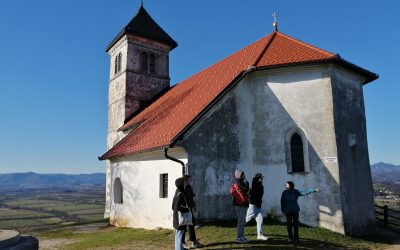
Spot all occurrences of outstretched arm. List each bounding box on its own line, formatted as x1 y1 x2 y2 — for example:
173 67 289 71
298 188 320 196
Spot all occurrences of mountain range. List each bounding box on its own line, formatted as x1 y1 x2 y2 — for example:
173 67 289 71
370 162 400 183
0 172 105 189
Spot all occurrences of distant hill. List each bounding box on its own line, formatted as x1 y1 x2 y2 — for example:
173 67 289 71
0 172 105 189
371 162 400 183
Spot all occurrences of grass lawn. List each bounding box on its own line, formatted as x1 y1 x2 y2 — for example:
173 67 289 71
36 219 398 250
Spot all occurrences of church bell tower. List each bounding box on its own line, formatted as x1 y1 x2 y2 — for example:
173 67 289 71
104 4 177 217
106 4 177 149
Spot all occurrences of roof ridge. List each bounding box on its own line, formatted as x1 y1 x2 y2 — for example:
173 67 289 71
276 32 335 57
173 35 270 85
253 32 277 67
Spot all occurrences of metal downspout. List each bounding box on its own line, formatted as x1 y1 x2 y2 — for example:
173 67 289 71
164 148 185 176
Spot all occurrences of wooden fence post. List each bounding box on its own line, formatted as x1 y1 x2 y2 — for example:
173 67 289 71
383 205 388 227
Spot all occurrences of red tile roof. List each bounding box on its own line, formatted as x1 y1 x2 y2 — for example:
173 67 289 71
99 31 377 160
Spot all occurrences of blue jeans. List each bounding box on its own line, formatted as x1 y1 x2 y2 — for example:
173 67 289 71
175 229 185 250
235 206 248 239
246 204 264 237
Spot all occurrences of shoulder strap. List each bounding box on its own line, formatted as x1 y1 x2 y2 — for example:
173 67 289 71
178 192 188 206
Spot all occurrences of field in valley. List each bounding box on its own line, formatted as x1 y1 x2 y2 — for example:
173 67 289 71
0 186 105 232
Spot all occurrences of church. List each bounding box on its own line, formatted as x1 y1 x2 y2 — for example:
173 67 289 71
99 5 378 236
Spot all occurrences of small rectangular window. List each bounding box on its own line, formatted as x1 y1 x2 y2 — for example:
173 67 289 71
160 173 168 198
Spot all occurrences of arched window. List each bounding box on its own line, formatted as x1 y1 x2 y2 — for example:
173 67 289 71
114 56 118 74
117 53 122 73
149 54 155 73
140 51 148 72
113 177 123 204
114 53 122 75
290 133 305 172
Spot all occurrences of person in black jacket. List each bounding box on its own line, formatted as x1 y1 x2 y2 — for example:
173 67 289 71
281 181 320 243
245 173 268 240
182 175 202 248
172 177 190 250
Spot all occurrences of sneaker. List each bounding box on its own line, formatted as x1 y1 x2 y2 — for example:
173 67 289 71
182 243 191 249
187 241 202 248
191 241 202 248
235 237 249 244
236 237 244 244
257 235 269 241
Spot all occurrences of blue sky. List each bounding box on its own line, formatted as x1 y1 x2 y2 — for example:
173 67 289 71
0 0 399 174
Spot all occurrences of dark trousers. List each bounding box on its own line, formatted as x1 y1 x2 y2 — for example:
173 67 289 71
182 210 197 243
285 213 299 240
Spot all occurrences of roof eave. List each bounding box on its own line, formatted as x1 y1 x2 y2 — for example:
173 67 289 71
254 58 378 85
105 29 127 52
105 31 177 52
98 144 168 161
332 58 379 84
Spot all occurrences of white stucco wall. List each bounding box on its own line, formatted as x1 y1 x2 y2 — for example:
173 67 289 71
108 153 187 229
237 67 344 234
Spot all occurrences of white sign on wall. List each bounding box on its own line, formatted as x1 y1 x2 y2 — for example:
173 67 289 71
325 156 338 163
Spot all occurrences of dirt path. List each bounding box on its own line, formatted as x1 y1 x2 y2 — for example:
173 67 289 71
39 238 78 250
384 243 400 250
38 223 108 249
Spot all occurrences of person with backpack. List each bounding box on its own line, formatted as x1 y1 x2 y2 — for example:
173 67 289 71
280 181 320 243
245 173 268 240
182 175 202 249
172 177 190 250
230 169 250 243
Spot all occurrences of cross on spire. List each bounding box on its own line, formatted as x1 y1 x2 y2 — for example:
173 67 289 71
272 12 278 31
